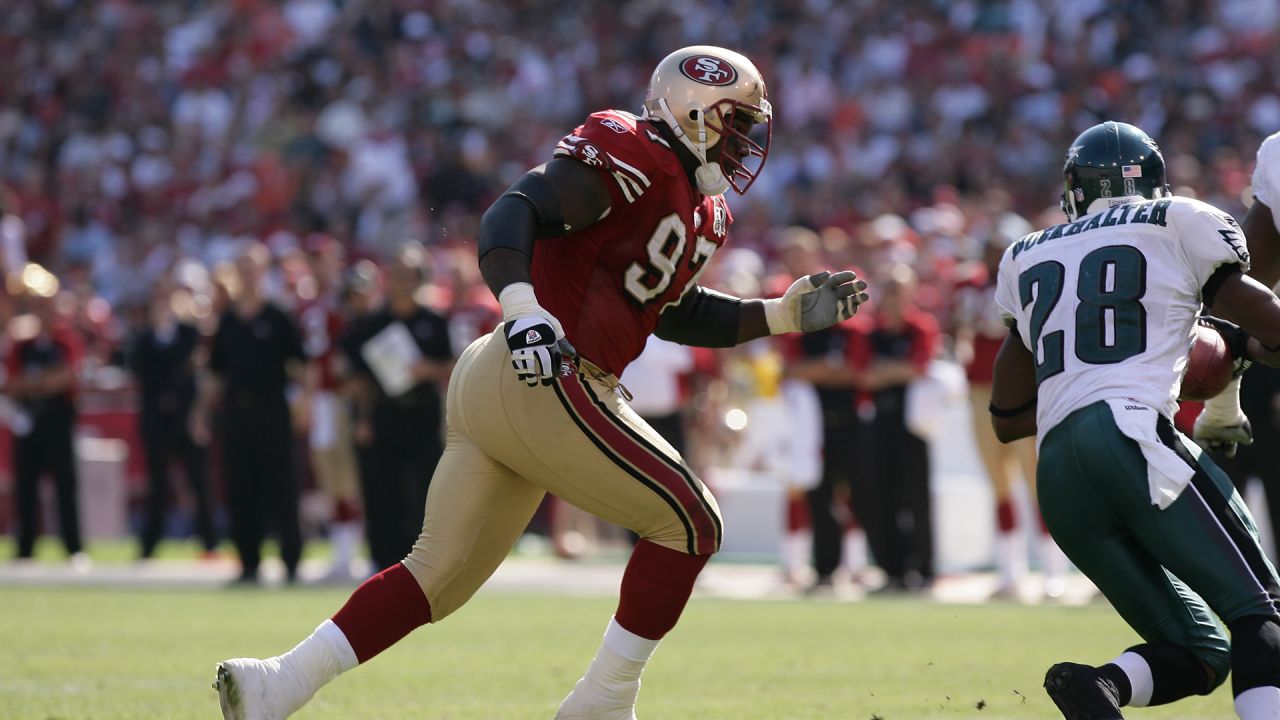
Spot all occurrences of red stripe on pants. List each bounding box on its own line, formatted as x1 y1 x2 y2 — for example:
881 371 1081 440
558 375 718 554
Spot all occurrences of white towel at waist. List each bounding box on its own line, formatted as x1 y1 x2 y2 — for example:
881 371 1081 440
1104 398 1194 510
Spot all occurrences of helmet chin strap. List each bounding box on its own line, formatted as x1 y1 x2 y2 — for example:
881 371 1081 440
653 98 730 196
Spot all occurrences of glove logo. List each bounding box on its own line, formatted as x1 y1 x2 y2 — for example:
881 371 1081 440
524 329 542 344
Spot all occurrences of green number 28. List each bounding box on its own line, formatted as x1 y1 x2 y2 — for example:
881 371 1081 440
1018 245 1147 384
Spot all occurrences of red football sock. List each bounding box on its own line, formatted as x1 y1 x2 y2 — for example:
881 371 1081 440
996 498 1017 533
786 495 810 533
331 562 432 663
333 499 360 523
615 540 709 641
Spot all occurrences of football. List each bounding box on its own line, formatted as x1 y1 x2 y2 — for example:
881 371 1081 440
1179 322 1236 401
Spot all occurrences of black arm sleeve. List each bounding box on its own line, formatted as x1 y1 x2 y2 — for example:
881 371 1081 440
654 286 743 348
1202 262 1243 308
478 171 567 262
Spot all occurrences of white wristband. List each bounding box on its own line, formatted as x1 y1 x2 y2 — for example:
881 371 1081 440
1200 376 1245 424
498 282 541 322
762 297 799 335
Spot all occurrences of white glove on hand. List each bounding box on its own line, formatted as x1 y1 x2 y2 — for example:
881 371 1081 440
499 283 573 387
762 270 869 334
1193 377 1253 458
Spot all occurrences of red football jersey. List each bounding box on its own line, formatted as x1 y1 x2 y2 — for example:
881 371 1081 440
532 110 732 377
951 267 1007 385
298 297 344 390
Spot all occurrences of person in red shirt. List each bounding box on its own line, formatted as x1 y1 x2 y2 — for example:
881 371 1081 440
848 263 939 592
297 234 364 582
952 223 1067 599
215 46 868 720
5 264 85 566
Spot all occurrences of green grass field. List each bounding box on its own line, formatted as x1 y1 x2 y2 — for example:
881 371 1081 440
0 583 1238 719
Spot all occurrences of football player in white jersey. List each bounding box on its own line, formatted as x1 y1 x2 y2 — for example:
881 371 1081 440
1243 130 1280 290
989 121 1280 720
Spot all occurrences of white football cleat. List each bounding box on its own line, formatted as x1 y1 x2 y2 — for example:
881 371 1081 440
554 679 640 720
214 657 315 720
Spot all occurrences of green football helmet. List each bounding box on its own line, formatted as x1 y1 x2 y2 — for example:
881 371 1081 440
1061 121 1170 220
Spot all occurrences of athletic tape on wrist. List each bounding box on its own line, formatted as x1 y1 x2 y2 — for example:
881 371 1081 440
762 297 799 334
1200 377 1244 424
498 282 541 322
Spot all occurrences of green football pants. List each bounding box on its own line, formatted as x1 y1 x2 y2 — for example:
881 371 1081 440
1038 400 1280 680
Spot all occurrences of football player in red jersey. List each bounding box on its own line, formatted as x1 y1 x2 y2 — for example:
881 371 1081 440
214 46 868 720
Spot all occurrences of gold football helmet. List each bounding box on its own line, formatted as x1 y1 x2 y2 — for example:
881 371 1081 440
643 45 772 195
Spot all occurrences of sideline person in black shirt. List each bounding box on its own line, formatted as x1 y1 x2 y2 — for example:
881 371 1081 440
5 267 85 565
341 242 453 571
127 281 217 559
193 244 305 584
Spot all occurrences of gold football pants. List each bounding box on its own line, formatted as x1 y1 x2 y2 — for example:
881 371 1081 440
401 327 722 620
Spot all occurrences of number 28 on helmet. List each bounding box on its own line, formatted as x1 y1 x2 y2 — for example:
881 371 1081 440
1061 120 1172 221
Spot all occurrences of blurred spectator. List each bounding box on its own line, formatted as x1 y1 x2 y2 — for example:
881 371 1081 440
342 241 453 572
728 338 828 589
194 243 306 585
297 235 363 581
952 215 1067 599
620 336 695 456
5 264 84 567
127 280 217 560
2 1 1273 284
775 228 869 591
850 264 940 592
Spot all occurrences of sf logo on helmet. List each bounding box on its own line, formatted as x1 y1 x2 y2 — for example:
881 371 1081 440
679 55 738 86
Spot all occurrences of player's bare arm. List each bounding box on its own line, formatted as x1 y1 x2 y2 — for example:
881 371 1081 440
1207 268 1280 367
988 329 1037 443
1242 198 1280 290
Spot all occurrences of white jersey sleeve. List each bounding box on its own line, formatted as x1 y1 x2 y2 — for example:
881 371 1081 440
1172 198 1251 291
1252 131 1280 210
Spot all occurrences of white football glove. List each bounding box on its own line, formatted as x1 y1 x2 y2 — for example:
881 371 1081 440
1193 377 1253 458
762 270 869 334
499 283 574 387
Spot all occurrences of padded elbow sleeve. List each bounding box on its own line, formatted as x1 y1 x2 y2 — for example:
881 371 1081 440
479 196 537 262
656 287 742 347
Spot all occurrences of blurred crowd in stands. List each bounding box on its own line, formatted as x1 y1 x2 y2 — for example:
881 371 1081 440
1 0 1279 594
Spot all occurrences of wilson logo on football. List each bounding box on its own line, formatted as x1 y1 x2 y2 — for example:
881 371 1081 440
524 329 542 344
679 56 737 86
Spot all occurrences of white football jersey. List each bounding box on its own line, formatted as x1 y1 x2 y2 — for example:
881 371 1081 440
994 196 1250 441
1252 130 1280 216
